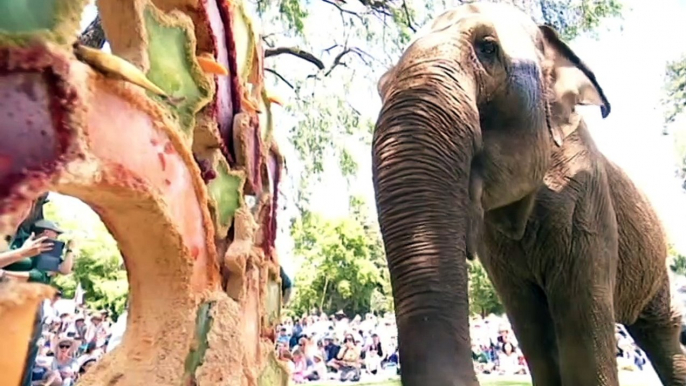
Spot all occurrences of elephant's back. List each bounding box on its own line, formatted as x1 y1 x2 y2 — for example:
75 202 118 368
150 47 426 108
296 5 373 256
603 156 670 324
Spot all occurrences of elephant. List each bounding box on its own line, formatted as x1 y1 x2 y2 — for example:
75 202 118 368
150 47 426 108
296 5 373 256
371 2 686 386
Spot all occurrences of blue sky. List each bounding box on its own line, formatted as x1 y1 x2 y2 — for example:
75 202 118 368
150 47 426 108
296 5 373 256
64 0 686 278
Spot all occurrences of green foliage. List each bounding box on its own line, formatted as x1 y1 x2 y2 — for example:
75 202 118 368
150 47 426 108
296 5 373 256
278 0 307 35
468 260 504 317
44 196 128 319
670 254 686 276
662 55 686 190
669 244 686 276
539 0 624 40
663 55 686 125
288 210 392 317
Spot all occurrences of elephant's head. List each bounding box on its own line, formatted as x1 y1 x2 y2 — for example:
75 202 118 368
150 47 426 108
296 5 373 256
371 3 609 385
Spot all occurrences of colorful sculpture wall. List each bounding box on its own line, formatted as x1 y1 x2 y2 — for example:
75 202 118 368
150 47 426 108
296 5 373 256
0 0 288 385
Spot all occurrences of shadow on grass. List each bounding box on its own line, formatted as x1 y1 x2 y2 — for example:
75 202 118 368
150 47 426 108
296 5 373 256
305 374 654 386
305 377 529 386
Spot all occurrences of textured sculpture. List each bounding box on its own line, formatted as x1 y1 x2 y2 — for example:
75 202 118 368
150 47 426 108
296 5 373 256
0 0 288 385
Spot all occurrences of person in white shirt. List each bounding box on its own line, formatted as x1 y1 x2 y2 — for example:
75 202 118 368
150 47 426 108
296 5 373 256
106 309 128 352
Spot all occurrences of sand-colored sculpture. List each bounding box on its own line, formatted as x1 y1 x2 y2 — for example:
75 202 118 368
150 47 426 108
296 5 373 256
0 0 288 385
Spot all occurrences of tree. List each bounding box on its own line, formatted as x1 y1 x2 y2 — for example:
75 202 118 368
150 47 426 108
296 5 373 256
468 260 504 317
43 196 128 320
288 210 391 316
663 55 686 126
669 244 686 276
662 55 686 190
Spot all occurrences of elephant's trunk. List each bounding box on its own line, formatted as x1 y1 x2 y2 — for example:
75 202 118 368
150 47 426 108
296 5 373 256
372 61 482 386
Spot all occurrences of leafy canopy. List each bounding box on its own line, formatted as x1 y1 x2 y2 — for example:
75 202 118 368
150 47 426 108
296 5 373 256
288 203 392 317
45 197 128 320
662 55 686 191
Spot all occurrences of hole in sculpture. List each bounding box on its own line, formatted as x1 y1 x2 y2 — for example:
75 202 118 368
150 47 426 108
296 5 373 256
5 191 130 382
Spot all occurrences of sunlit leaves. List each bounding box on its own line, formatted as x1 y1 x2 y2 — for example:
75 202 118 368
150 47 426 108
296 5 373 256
669 244 686 276
537 0 623 40
284 77 368 199
279 0 308 35
468 260 504 317
662 55 686 190
288 210 391 316
44 198 128 319
664 55 686 125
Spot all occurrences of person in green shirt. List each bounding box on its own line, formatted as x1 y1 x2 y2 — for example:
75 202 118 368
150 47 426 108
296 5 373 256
0 193 76 386
1 220 75 283
0 231 54 273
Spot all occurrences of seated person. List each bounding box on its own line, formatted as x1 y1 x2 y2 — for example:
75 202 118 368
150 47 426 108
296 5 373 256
497 342 527 375
77 341 103 368
43 337 79 386
328 335 361 382
85 313 109 349
471 343 495 374
309 352 328 381
276 327 290 345
78 358 98 377
364 347 382 375
79 357 98 376
291 349 311 384
386 347 399 366
31 341 53 382
323 335 340 364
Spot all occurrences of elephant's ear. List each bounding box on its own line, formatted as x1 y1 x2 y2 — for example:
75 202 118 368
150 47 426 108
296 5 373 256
539 25 611 146
377 67 395 102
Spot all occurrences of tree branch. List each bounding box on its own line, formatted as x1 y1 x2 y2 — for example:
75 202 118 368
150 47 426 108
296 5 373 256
264 47 325 70
324 49 352 77
356 0 393 17
265 68 294 89
319 0 365 19
401 0 417 33
265 44 374 79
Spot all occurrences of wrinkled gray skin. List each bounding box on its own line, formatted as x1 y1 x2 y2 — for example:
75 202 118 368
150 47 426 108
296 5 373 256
372 3 686 386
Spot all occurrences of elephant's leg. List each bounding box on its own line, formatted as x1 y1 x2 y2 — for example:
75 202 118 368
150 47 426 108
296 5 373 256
626 282 686 386
548 282 619 386
494 279 562 386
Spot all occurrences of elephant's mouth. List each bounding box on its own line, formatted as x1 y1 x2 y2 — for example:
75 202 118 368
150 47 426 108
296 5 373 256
372 65 482 386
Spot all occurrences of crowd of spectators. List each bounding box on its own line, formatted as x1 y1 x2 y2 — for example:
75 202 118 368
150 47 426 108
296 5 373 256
275 311 400 383
0 193 127 386
27 291 121 385
275 311 653 383
469 314 649 375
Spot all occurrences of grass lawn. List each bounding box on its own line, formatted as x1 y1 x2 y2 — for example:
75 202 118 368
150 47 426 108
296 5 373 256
306 376 529 386
306 372 657 386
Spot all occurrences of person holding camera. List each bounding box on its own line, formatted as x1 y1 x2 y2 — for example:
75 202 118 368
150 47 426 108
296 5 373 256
1 217 76 386
1 219 75 283
0 232 54 270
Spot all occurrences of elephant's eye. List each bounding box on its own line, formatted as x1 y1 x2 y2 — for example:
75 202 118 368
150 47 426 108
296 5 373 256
476 38 499 58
